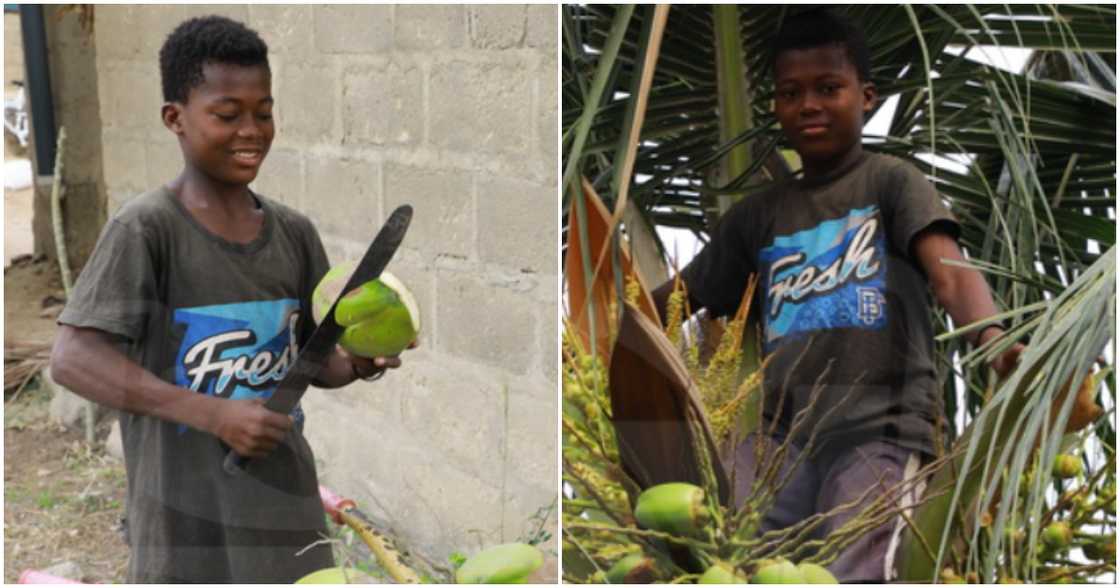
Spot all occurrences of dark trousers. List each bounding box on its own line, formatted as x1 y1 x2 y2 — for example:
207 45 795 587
125 498 335 583
727 433 927 582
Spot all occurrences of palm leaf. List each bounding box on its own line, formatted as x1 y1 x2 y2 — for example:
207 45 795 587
563 4 1115 583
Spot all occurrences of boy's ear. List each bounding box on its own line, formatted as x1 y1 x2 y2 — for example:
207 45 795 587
161 102 185 135
862 82 878 114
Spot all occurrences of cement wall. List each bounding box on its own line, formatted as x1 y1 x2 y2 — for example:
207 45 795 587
89 4 557 565
5 11 24 94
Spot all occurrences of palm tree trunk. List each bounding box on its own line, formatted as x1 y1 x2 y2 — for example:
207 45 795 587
711 4 762 413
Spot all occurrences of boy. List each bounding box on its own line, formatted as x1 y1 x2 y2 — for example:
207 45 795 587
50 16 403 583
652 9 1022 582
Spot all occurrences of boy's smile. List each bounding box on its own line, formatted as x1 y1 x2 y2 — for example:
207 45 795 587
773 45 876 178
164 62 275 188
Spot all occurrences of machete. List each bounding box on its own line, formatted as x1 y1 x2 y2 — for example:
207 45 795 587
223 205 413 474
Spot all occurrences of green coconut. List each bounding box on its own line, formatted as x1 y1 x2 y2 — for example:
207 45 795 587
940 568 967 584
1052 454 1083 480
312 262 420 358
606 553 656 584
633 482 709 537
751 559 805 584
797 562 838 584
455 542 543 584
698 562 745 584
1042 521 1073 549
294 566 376 584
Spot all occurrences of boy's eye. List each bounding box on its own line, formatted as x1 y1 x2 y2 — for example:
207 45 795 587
215 112 238 122
820 84 838 95
256 112 273 122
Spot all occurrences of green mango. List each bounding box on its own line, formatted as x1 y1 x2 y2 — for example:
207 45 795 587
455 542 543 584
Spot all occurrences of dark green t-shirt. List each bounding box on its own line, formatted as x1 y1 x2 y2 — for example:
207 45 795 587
682 152 958 455
58 187 334 582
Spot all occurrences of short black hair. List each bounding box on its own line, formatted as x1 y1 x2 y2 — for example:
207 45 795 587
770 8 871 82
159 15 269 103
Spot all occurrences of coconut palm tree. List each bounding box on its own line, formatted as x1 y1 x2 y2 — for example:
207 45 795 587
562 4 1115 583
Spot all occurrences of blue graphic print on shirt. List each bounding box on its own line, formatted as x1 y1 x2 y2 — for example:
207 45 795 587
172 299 305 429
759 205 887 350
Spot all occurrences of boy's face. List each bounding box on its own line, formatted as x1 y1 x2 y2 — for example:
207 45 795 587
163 62 274 187
772 45 875 171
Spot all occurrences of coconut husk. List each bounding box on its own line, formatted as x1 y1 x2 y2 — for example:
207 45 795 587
565 178 659 367
609 302 730 505
1054 369 1104 434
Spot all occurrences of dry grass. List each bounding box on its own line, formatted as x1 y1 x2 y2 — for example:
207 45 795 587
3 380 129 583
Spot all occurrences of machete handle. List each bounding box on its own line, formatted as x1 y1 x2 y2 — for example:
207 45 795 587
319 485 358 525
18 569 84 584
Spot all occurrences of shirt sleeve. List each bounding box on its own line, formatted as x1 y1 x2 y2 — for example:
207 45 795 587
297 217 331 346
882 158 960 260
680 201 757 318
57 217 159 341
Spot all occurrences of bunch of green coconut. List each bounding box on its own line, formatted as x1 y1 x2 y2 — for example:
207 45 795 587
564 255 1117 583
562 279 874 584
935 449 1116 584
601 482 840 584
295 542 546 584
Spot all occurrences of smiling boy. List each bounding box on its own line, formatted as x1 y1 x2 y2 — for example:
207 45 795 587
50 16 398 582
652 9 1022 582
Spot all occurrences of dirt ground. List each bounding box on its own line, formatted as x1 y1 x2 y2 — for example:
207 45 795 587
4 182 34 266
4 258 131 584
3 138 130 583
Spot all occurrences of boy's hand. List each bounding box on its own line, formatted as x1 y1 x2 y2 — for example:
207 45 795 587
347 340 417 381
990 343 1025 379
978 327 1025 379
212 397 293 458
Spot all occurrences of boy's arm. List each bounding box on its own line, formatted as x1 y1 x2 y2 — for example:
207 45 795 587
50 325 293 458
912 228 1024 377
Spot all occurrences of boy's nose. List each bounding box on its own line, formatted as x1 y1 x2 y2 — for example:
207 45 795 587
799 95 823 115
236 120 266 139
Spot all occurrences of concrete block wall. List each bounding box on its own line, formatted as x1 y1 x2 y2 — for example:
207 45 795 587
91 5 557 563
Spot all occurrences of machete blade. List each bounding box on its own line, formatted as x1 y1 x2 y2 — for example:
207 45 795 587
223 205 412 474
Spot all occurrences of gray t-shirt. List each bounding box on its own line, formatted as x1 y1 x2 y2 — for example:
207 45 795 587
682 152 958 455
58 187 334 582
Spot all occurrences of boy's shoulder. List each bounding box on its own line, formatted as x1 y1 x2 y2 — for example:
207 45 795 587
719 172 799 225
110 188 318 241
862 151 924 180
109 186 179 229
254 192 319 236
711 152 933 223
808 151 931 199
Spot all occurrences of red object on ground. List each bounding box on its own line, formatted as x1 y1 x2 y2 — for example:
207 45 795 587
18 570 84 584
318 485 357 525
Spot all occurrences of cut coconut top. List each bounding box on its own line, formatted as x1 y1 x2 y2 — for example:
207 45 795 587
378 270 421 333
